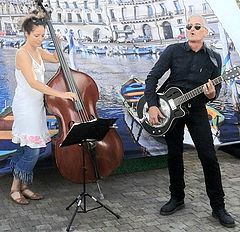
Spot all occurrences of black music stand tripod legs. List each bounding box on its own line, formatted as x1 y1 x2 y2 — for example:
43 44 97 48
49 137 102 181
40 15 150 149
66 193 120 232
60 118 121 232
65 145 120 232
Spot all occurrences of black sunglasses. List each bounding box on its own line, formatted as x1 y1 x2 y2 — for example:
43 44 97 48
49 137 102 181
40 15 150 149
30 17 46 26
186 24 203 30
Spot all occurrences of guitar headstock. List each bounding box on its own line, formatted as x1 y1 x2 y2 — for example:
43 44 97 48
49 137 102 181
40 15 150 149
223 66 240 81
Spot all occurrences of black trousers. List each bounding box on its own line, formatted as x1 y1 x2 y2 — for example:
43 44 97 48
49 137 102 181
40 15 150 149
164 105 225 210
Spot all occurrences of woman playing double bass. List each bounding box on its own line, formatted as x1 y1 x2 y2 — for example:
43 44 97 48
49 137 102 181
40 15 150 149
10 14 77 205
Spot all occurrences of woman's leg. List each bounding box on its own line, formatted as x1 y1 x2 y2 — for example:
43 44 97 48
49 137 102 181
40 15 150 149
17 146 44 200
10 146 29 204
10 146 42 203
13 146 40 184
10 145 24 166
10 176 21 192
10 176 30 205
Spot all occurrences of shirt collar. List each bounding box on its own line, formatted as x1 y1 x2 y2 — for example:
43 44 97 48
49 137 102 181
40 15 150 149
184 42 207 52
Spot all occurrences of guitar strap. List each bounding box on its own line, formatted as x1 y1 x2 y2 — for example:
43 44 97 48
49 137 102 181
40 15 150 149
156 69 171 92
206 47 219 68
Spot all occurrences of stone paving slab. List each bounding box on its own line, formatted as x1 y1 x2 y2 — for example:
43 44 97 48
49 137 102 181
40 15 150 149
0 148 239 232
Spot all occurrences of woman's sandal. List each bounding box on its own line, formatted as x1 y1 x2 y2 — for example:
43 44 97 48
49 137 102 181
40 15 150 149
10 190 29 205
21 188 44 200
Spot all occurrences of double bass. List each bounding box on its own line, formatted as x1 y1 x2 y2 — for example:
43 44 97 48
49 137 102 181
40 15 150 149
36 1 124 183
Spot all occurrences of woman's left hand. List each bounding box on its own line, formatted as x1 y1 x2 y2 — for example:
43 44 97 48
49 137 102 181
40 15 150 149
55 33 63 45
203 79 216 99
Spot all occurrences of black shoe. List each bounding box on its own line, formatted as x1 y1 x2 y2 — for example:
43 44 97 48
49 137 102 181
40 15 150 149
212 208 235 228
160 198 185 215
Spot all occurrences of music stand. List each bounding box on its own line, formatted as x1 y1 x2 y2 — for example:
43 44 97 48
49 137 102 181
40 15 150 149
60 118 120 232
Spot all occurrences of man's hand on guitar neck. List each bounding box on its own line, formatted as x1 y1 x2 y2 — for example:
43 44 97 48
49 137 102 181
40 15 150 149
148 106 166 125
203 79 216 99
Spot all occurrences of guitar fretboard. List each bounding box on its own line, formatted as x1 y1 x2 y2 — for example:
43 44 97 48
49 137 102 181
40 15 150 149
175 76 223 106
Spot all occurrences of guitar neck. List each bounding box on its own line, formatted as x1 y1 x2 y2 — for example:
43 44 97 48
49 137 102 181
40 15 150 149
176 75 223 105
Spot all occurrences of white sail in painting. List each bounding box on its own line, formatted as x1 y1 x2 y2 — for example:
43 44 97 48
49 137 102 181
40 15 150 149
64 29 77 70
207 0 240 111
206 0 240 55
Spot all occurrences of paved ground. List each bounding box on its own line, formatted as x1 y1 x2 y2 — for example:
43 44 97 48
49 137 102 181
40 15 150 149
0 148 240 232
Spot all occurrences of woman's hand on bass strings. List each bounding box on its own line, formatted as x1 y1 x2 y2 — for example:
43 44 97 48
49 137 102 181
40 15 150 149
62 92 78 101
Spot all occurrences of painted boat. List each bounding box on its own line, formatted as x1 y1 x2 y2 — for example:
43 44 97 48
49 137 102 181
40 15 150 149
0 107 58 176
118 47 136 55
135 47 152 55
120 78 145 107
93 46 107 55
120 78 167 156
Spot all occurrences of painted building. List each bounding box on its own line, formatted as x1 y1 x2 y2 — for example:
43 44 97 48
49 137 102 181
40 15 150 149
43 0 217 43
0 0 33 34
0 0 218 42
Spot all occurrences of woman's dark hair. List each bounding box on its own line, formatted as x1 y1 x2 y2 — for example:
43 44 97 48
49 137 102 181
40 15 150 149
21 15 47 34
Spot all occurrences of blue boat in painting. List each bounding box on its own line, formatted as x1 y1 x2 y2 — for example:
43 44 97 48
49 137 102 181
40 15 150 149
120 78 145 105
118 46 136 55
134 47 152 55
93 46 108 55
119 78 168 156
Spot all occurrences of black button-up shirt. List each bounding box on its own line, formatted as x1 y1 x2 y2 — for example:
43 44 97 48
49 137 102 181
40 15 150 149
144 42 222 107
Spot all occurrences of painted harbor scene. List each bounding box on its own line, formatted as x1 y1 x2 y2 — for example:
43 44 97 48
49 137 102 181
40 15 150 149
1 38 240 176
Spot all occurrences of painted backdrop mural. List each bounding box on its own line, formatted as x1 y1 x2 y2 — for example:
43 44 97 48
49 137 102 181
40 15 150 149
1 38 240 162
1 0 240 176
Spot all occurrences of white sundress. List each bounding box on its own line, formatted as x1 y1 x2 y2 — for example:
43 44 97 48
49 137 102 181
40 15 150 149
12 51 51 148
